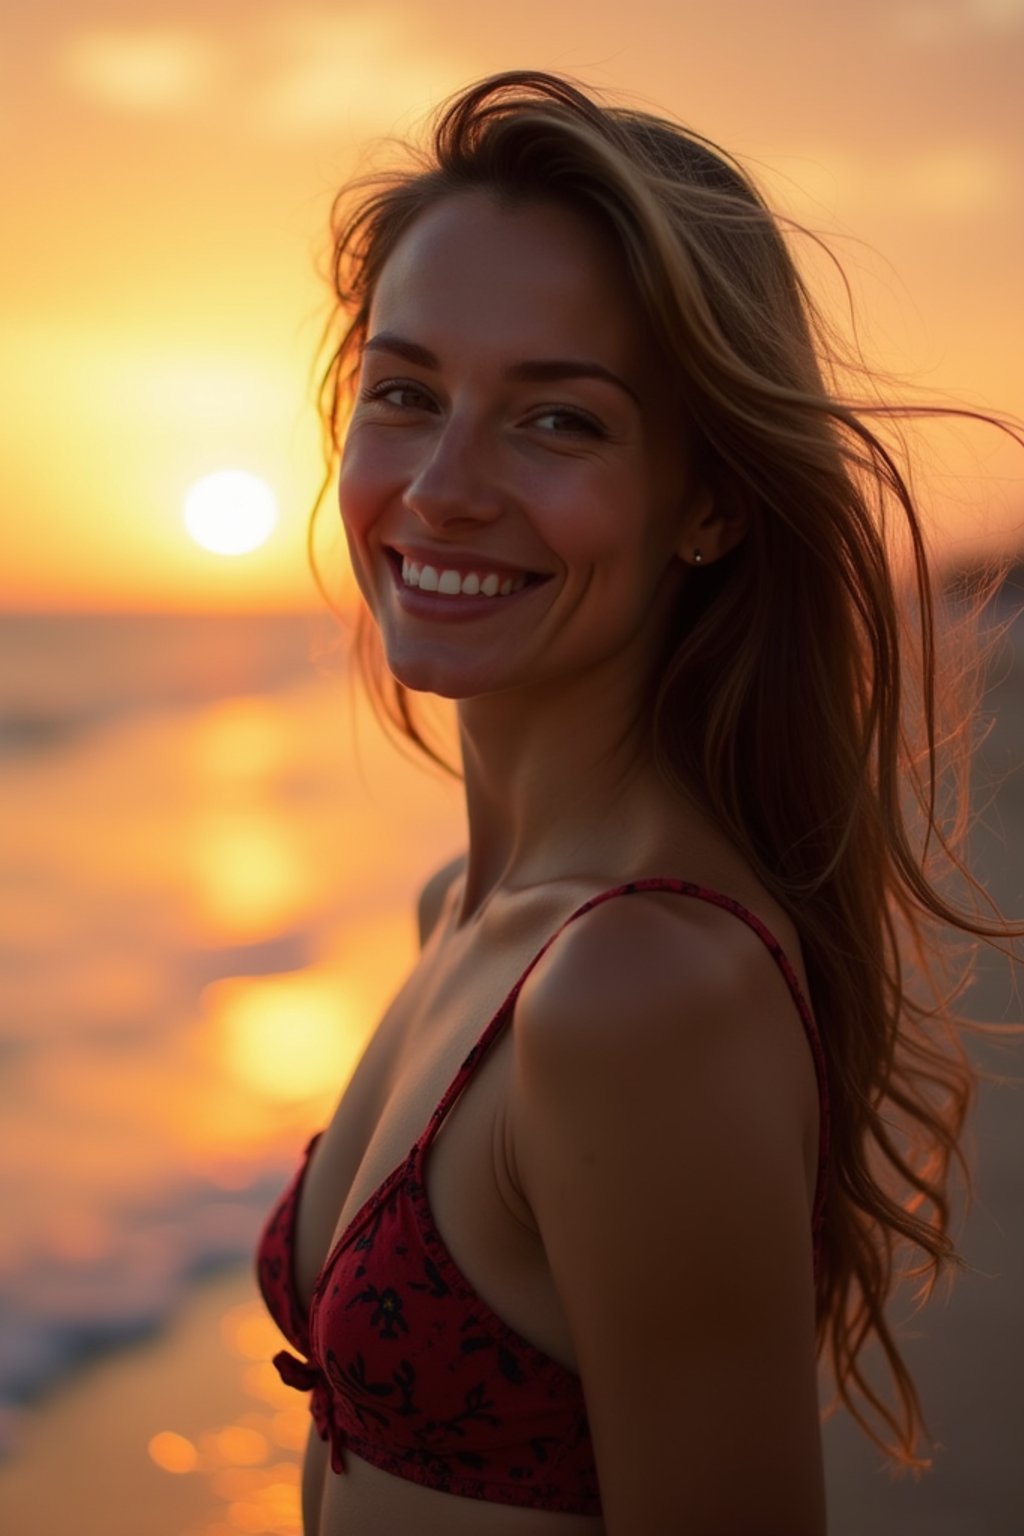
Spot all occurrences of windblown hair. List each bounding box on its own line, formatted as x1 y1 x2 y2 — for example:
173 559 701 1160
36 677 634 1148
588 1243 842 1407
312 70 1021 1469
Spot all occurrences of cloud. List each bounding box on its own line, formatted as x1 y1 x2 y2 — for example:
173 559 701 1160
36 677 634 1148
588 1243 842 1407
891 0 1024 44
965 0 1024 23
52 6 471 143
56 26 220 114
764 146 1012 223
251 4 466 140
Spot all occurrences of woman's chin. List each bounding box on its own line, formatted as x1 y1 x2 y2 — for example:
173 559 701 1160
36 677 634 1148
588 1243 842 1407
382 651 495 701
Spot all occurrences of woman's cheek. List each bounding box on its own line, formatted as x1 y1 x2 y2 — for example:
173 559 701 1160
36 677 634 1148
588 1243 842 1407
336 456 384 605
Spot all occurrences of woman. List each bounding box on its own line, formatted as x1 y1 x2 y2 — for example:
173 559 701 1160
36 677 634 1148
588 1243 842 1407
257 71 1015 1535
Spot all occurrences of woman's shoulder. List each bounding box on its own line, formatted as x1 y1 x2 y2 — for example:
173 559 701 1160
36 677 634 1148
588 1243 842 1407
517 878 811 1060
510 878 822 1191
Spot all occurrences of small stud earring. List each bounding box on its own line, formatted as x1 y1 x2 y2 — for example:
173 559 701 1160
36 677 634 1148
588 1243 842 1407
693 547 703 565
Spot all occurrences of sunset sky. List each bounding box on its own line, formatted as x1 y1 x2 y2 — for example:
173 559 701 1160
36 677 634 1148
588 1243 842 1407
4 0 1023 611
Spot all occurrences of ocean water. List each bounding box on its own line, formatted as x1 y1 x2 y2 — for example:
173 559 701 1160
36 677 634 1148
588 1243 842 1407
1 595 1022 1503
0 614 464 1456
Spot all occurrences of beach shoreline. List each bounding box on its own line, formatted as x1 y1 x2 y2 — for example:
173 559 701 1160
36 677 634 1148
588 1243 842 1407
0 1263 305 1536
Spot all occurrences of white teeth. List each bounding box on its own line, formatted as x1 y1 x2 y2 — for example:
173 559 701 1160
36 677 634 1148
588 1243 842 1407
398 557 529 599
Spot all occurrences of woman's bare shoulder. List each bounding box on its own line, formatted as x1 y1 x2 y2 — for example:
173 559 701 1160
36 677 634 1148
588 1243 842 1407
516 882 807 1059
509 884 819 1200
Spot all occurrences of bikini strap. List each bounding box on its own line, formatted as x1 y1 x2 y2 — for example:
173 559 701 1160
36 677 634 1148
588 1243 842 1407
416 880 830 1244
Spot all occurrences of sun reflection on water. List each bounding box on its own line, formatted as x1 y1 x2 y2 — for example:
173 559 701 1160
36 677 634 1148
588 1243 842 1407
155 1299 306 1536
204 967 369 1104
208 1424 270 1466
191 696 293 784
189 814 312 942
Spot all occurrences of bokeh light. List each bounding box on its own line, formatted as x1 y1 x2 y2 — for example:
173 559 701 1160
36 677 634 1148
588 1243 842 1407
212 1426 269 1467
148 1430 200 1474
204 969 368 1103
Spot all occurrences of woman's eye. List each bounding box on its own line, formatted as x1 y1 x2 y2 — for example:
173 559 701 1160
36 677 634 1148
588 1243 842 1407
530 407 607 439
361 379 435 411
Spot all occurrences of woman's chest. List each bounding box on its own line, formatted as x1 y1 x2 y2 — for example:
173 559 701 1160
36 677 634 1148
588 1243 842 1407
288 897 583 1376
290 907 566 1319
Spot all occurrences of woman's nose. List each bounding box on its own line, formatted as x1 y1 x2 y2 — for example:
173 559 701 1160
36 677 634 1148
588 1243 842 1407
402 417 503 530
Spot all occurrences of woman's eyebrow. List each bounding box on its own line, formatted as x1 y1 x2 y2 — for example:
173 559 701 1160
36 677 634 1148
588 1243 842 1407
363 331 640 406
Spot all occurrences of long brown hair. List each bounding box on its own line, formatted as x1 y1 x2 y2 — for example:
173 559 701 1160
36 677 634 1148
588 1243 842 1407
311 70 1022 1469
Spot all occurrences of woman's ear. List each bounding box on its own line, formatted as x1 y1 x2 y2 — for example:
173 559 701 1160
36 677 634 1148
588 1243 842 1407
675 487 748 568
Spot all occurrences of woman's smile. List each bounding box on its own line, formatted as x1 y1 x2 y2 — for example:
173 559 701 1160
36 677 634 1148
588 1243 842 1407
385 545 551 624
400 558 528 598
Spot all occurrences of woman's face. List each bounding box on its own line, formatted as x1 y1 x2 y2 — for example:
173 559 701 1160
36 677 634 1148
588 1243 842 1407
338 189 702 701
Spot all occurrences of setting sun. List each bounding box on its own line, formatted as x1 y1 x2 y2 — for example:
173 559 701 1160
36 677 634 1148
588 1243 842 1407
183 470 279 556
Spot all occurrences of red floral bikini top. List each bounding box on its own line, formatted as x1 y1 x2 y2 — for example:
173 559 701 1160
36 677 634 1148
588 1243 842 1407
255 879 831 1517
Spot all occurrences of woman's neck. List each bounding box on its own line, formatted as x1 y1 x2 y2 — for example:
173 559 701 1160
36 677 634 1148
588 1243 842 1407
452 668 668 925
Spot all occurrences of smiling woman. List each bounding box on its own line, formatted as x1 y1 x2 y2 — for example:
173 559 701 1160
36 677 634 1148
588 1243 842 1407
337 190 705 704
254 70 1023 1536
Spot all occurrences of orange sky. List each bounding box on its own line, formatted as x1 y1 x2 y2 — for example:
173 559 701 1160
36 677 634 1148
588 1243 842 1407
4 0 1023 611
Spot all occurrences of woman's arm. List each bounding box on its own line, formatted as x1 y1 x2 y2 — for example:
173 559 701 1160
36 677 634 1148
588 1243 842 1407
511 893 826 1536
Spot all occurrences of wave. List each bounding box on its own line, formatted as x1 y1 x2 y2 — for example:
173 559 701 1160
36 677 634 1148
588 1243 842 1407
0 1171 288 1456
